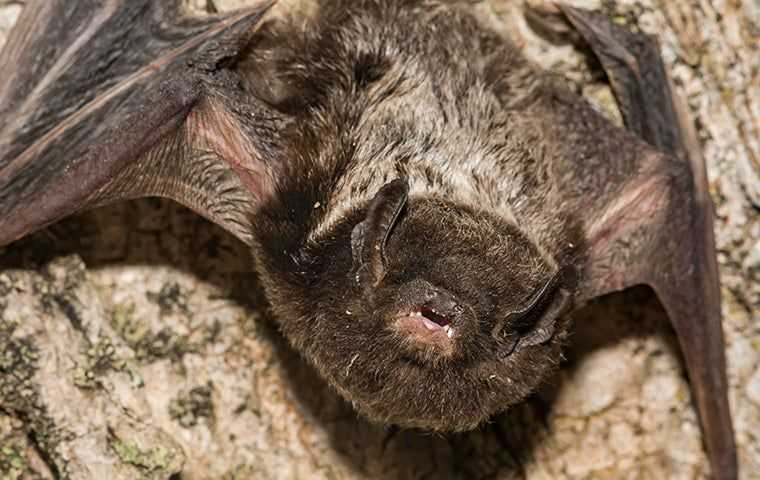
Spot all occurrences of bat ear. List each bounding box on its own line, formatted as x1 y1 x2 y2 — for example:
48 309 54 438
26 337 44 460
351 178 409 288
493 267 574 357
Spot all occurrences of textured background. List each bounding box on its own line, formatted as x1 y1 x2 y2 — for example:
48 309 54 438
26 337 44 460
0 0 758 478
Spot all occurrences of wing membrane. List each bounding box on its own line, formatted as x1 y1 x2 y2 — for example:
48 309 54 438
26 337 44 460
555 6 737 478
0 0 277 246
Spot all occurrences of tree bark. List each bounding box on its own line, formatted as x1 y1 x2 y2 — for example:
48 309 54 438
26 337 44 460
0 1 758 479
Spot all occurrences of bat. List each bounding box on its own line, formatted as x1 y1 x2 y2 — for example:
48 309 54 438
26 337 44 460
0 0 737 477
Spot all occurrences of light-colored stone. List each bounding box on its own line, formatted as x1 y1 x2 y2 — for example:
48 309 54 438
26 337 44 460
747 367 760 407
553 348 634 418
0 3 20 50
642 374 682 407
608 422 638 457
728 336 759 380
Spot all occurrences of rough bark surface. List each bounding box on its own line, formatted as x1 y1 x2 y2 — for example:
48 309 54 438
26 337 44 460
0 0 758 479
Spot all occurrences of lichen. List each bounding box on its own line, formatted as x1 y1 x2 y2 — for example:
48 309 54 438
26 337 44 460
222 464 257 480
0 310 65 478
148 282 190 315
111 439 176 476
168 384 214 428
73 336 119 389
0 442 25 480
111 301 218 363
0 317 40 412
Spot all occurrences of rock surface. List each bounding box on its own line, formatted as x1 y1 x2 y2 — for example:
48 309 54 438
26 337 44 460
0 0 758 479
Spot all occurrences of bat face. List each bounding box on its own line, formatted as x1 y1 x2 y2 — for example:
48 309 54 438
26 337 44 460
239 2 592 431
256 179 577 430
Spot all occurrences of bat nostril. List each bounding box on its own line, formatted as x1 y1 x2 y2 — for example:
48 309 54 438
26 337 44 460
419 287 464 325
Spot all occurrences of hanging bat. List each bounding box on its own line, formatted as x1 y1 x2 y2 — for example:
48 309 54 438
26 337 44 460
0 0 737 477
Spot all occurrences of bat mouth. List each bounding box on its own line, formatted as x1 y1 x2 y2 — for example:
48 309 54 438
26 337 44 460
409 306 455 337
392 306 457 356
390 280 470 355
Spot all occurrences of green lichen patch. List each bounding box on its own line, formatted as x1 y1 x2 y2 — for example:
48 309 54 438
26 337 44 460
0 318 40 412
0 273 15 300
0 317 66 478
73 337 119 390
110 303 147 346
110 439 177 476
133 327 197 363
0 442 26 480
168 384 214 428
110 302 218 363
0 417 48 480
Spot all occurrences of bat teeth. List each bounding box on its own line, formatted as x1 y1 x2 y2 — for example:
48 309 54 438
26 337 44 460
444 325 454 338
404 308 455 337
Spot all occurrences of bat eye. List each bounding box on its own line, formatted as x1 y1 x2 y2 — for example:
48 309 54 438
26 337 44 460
350 178 409 287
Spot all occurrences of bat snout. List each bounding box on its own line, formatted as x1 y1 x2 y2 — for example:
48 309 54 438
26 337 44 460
390 279 475 357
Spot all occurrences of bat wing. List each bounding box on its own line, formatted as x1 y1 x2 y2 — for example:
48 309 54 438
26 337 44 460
542 6 736 478
0 0 278 247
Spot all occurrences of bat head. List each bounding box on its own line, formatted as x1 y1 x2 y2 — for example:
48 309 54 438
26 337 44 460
259 178 577 432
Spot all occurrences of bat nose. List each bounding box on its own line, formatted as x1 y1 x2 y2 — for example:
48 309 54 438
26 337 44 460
399 278 462 314
420 287 463 323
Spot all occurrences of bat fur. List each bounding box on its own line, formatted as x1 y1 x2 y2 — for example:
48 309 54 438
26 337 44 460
245 0 583 431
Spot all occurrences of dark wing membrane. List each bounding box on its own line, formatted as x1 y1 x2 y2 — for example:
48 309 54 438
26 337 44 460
551 6 736 479
0 0 277 247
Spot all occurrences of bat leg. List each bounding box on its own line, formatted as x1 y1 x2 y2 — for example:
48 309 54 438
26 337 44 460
556 6 738 479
